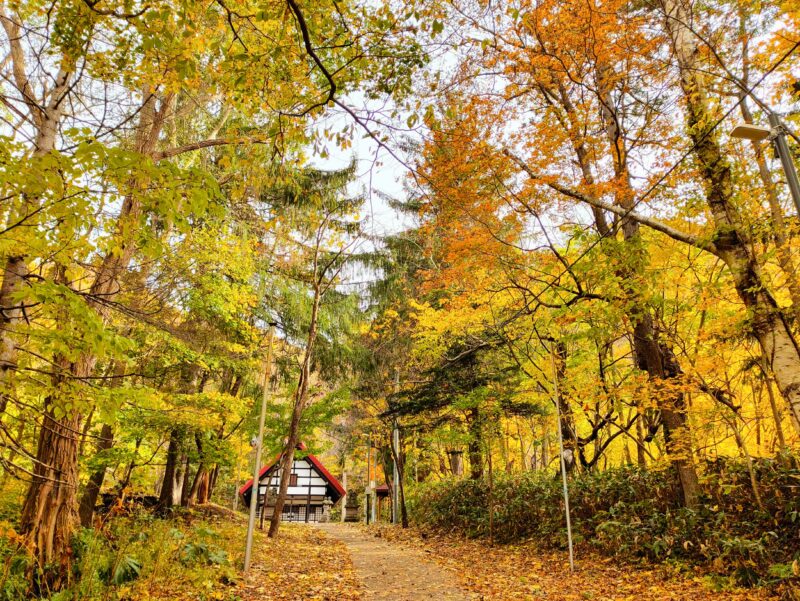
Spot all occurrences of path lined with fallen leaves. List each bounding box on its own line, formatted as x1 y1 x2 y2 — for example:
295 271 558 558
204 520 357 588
239 523 363 601
316 523 475 601
364 525 780 601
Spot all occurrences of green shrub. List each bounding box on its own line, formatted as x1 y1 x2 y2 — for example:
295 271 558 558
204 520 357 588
408 457 800 586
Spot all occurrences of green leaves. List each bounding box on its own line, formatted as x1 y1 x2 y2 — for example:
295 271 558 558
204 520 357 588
106 556 142 586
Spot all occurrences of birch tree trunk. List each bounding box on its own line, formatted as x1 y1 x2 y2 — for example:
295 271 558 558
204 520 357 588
660 0 800 434
0 9 72 414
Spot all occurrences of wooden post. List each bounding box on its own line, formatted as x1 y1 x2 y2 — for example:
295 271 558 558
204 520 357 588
341 470 347 523
305 458 312 522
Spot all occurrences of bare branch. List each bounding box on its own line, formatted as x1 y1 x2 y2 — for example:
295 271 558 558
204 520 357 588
504 150 718 255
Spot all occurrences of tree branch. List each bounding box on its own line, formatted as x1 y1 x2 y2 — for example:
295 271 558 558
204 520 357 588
152 137 269 160
504 150 718 255
283 0 337 117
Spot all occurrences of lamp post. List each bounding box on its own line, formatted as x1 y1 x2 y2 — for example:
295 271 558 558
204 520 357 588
731 114 800 216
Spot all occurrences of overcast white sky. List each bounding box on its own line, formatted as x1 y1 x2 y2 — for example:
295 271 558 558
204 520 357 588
308 103 417 240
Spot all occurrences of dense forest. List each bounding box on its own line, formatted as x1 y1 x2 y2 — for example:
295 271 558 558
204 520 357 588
0 0 799 599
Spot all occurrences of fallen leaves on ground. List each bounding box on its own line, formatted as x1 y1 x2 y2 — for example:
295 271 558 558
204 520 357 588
365 525 779 601
238 524 363 601
122 509 361 601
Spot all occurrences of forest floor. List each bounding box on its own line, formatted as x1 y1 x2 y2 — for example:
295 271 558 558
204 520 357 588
125 510 781 601
357 524 780 601
235 522 363 601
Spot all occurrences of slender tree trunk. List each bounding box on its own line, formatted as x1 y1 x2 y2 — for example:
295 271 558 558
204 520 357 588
596 62 701 507
388 427 409 527
158 430 182 509
467 407 483 480
0 54 70 414
726 412 764 510
196 470 210 504
207 464 220 500
0 419 25 488
636 417 647 466
114 438 141 499
760 359 789 457
78 359 127 526
541 430 549 469
178 456 191 506
552 341 579 472
268 289 321 538
186 465 204 506
78 423 114 527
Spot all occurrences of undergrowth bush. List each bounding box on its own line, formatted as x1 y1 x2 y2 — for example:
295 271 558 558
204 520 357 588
408 457 800 588
0 508 239 600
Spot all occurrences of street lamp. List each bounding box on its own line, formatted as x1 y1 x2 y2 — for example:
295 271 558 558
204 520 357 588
731 113 800 216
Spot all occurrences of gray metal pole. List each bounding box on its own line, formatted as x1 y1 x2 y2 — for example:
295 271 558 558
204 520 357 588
769 112 800 216
550 347 575 572
244 326 275 574
365 441 371 524
392 369 400 524
392 424 400 524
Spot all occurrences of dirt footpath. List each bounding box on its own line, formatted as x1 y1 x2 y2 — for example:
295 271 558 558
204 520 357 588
315 523 475 601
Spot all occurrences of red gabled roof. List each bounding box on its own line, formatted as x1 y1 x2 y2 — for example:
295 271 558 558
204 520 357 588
238 442 346 498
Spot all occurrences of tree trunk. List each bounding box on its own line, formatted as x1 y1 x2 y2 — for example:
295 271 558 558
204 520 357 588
467 406 483 480
268 288 321 538
78 423 114 527
19 91 175 569
633 320 701 507
388 428 409 527
18 404 81 582
635 417 647 466
0 418 25 488
0 60 72 414
175 454 192 507
595 60 701 507
661 0 800 435
552 340 579 472
759 358 790 463
158 430 182 509
0 256 29 414
207 464 220 500
78 359 127 526
196 470 210 504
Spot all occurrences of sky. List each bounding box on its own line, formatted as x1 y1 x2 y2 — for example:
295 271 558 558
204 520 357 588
309 105 417 240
